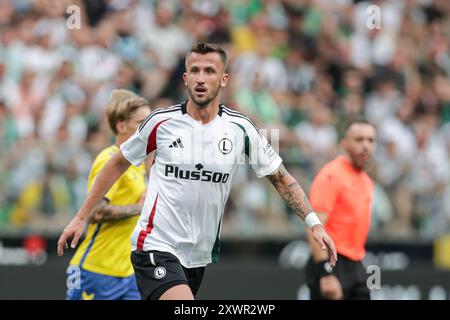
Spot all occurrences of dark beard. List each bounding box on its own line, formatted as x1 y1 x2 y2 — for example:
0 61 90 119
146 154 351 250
188 85 221 107
192 97 211 107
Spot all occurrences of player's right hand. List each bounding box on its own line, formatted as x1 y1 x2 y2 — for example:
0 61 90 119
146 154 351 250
320 275 343 300
311 224 337 267
57 215 87 256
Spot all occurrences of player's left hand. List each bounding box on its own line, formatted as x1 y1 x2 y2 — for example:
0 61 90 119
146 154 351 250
311 224 337 267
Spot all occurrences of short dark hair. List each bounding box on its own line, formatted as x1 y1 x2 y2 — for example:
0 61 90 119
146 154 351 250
344 118 376 135
185 42 228 69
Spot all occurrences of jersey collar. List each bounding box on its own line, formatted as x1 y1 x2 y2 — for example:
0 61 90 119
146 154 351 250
181 100 224 117
181 100 188 114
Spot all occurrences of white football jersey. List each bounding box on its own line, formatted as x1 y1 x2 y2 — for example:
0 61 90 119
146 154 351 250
120 102 282 268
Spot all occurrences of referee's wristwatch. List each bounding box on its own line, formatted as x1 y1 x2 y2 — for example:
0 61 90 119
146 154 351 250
317 260 334 278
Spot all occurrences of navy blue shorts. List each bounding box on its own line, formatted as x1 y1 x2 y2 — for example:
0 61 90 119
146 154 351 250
66 266 140 300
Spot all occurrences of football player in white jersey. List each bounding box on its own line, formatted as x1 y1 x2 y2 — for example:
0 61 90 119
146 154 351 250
58 43 337 300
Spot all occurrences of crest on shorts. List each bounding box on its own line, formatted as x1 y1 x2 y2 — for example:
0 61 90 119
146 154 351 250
154 266 167 279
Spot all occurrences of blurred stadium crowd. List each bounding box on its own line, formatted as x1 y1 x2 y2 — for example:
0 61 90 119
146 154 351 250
1 0 450 240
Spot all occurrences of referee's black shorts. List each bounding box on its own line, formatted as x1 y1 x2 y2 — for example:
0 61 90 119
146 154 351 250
131 250 205 300
305 254 370 300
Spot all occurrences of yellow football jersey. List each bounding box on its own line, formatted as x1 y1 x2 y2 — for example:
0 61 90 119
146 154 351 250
70 145 146 277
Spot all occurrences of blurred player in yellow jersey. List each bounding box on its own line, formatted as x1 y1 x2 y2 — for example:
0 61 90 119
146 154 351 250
66 90 151 300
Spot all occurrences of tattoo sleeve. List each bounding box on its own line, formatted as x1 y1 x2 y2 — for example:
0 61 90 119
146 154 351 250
266 164 314 221
88 200 142 223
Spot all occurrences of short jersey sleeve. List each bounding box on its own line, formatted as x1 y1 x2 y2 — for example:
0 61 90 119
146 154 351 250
120 111 171 166
309 169 340 217
120 130 147 166
245 122 283 178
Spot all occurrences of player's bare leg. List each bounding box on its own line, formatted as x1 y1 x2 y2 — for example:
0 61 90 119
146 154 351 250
159 284 194 300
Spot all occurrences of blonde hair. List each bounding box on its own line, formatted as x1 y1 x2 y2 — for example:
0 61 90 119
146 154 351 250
106 89 149 135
